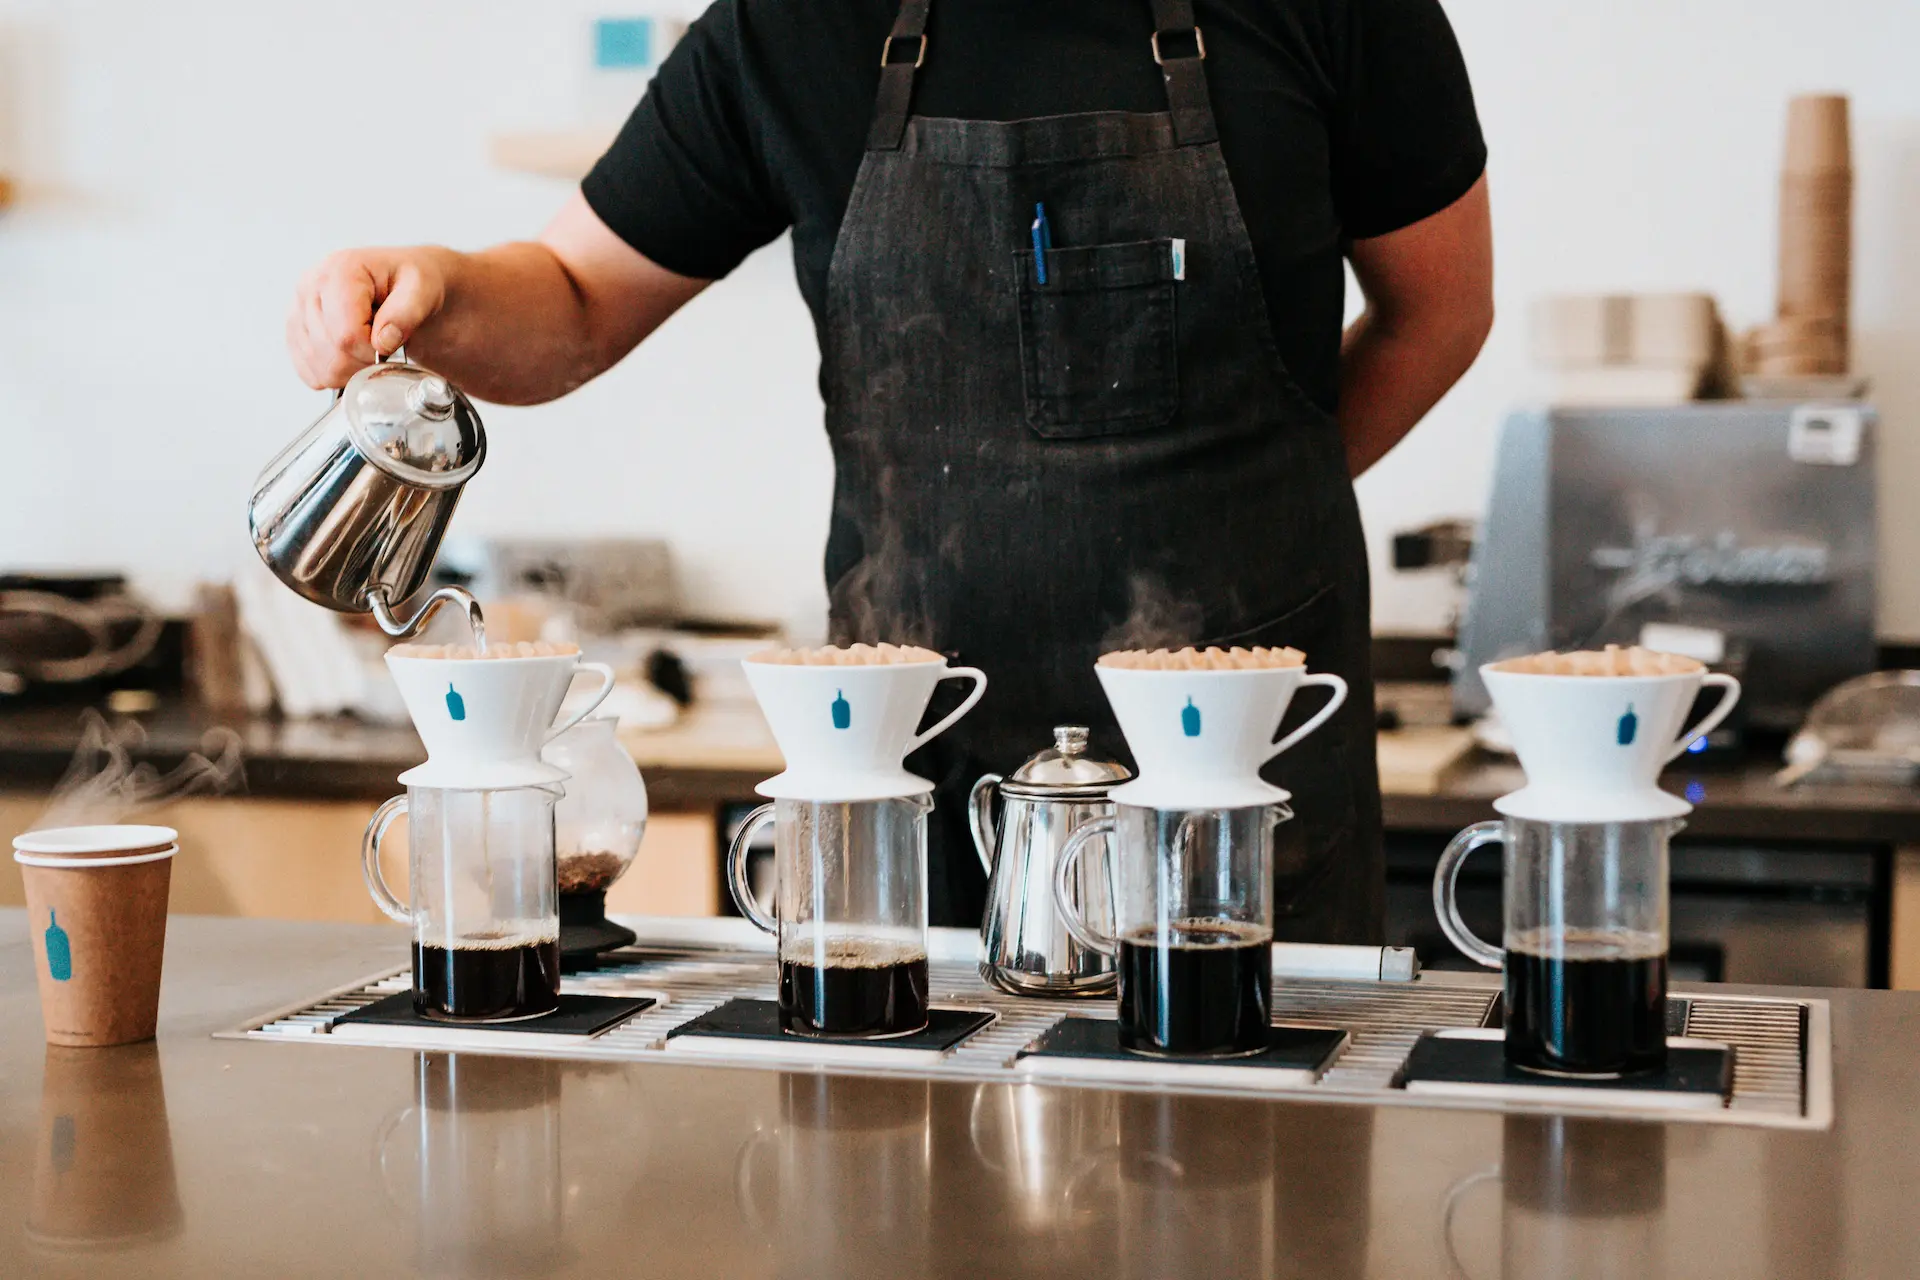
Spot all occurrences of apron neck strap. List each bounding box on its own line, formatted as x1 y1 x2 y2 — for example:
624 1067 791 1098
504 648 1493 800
1148 0 1219 146
867 0 933 151
864 0 1222 152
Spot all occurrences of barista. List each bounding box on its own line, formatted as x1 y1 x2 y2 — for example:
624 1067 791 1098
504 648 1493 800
287 0 1493 940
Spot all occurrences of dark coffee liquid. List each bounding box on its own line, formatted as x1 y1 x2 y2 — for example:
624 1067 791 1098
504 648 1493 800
414 936 561 1022
778 937 929 1038
1505 929 1667 1076
1117 919 1272 1057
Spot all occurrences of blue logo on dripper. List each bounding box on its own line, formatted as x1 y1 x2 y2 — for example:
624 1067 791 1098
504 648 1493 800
45 910 71 982
445 683 466 721
831 690 851 730
1181 697 1202 738
1616 704 1638 746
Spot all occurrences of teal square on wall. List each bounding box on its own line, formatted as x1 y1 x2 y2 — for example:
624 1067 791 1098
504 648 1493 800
594 17 655 69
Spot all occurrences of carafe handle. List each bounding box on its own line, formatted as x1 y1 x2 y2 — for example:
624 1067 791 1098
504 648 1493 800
725 803 780 935
1432 820 1505 969
968 774 1002 874
1267 673 1348 762
1665 673 1742 762
905 666 990 755
1051 816 1118 955
361 794 412 924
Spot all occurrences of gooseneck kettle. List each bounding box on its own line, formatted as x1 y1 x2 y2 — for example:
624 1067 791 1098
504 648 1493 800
248 350 486 637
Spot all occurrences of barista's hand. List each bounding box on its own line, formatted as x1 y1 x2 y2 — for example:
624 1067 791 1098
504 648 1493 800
286 247 451 389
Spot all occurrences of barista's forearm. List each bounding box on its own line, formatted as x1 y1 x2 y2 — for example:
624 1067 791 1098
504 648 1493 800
1336 303 1489 477
400 243 615 405
288 193 709 399
1336 174 1494 477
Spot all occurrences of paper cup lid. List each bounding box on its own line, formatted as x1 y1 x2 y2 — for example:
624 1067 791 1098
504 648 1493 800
13 825 178 856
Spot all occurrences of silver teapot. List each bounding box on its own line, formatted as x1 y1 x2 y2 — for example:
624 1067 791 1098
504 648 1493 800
971 726 1131 996
248 351 486 637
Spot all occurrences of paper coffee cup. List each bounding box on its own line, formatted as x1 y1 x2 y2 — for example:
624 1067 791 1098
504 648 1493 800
13 826 177 1048
1783 94 1850 176
28 1042 184 1249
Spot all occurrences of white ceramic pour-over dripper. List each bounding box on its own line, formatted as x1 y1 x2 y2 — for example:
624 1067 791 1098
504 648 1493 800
743 657 988 802
1097 664 1348 809
1482 664 1742 823
387 652 617 789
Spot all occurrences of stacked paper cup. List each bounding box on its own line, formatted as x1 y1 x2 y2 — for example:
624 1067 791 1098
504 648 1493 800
1749 95 1851 376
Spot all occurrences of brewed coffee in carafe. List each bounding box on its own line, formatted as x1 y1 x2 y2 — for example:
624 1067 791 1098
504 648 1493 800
1437 648 1742 1076
1437 817 1675 1075
1056 803 1289 1057
728 796 934 1038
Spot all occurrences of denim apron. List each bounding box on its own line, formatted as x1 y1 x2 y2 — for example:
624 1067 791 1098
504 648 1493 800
819 0 1384 942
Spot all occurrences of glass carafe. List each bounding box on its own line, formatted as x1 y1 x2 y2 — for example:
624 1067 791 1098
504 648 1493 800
363 784 563 1022
726 796 932 1038
1054 803 1289 1057
1434 817 1676 1076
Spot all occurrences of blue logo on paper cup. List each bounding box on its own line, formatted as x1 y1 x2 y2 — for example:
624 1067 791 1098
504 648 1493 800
831 690 851 730
45 910 72 982
1182 697 1202 738
1616 704 1638 746
445 683 466 721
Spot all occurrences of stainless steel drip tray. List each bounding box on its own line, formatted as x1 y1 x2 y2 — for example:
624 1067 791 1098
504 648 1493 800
218 921 1831 1132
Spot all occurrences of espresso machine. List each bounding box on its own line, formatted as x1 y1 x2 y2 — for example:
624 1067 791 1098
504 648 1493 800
1454 404 1877 734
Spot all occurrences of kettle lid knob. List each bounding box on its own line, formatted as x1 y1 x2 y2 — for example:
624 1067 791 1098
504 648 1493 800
408 375 456 420
1052 725 1089 756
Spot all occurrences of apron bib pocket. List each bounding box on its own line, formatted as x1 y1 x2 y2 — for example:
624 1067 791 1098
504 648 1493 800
1014 239 1179 437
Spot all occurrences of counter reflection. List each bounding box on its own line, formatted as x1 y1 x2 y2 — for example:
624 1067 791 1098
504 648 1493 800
377 1053 567 1277
1447 1115 1668 1280
29 1042 185 1254
735 1073 934 1276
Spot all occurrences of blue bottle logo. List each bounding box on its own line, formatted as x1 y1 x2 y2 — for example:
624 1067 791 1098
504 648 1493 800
45 909 72 982
1617 704 1638 746
831 690 851 730
1181 697 1202 738
445 683 466 722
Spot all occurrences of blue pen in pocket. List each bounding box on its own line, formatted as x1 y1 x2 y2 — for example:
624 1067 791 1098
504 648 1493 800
1030 202 1053 285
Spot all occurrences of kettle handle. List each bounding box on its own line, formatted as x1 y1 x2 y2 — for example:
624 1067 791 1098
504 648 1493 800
329 344 407 404
968 774 1002 875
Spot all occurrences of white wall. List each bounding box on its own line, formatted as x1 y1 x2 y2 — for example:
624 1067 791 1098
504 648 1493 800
3 2 1920 638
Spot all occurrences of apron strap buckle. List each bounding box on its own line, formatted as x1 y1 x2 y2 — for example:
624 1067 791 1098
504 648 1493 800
881 33 928 68
1150 26 1206 65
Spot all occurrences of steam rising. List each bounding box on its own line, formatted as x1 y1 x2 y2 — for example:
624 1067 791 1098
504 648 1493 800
1100 574 1204 653
829 466 939 648
35 711 245 830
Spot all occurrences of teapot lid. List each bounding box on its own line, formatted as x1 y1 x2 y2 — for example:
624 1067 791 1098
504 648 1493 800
1001 725 1132 798
342 356 485 488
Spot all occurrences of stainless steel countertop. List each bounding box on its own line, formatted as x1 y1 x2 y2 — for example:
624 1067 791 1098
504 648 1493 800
4 911 1918 1278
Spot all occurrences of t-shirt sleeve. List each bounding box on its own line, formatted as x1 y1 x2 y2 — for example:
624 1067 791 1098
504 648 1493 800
580 0 791 280
1328 0 1487 241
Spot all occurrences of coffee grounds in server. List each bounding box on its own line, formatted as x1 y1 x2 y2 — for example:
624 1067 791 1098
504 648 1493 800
778 936 930 1038
414 934 562 1022
1504 928 1667 1077
1117 919 1272 1057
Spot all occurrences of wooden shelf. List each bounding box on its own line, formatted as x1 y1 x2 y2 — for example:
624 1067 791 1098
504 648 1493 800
488 129 618 180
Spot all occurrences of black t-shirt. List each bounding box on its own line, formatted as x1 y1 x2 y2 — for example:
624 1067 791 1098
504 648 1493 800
582 0 1485 415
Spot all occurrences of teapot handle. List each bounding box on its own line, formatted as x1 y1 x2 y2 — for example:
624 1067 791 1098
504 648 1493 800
968 774 1002 875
